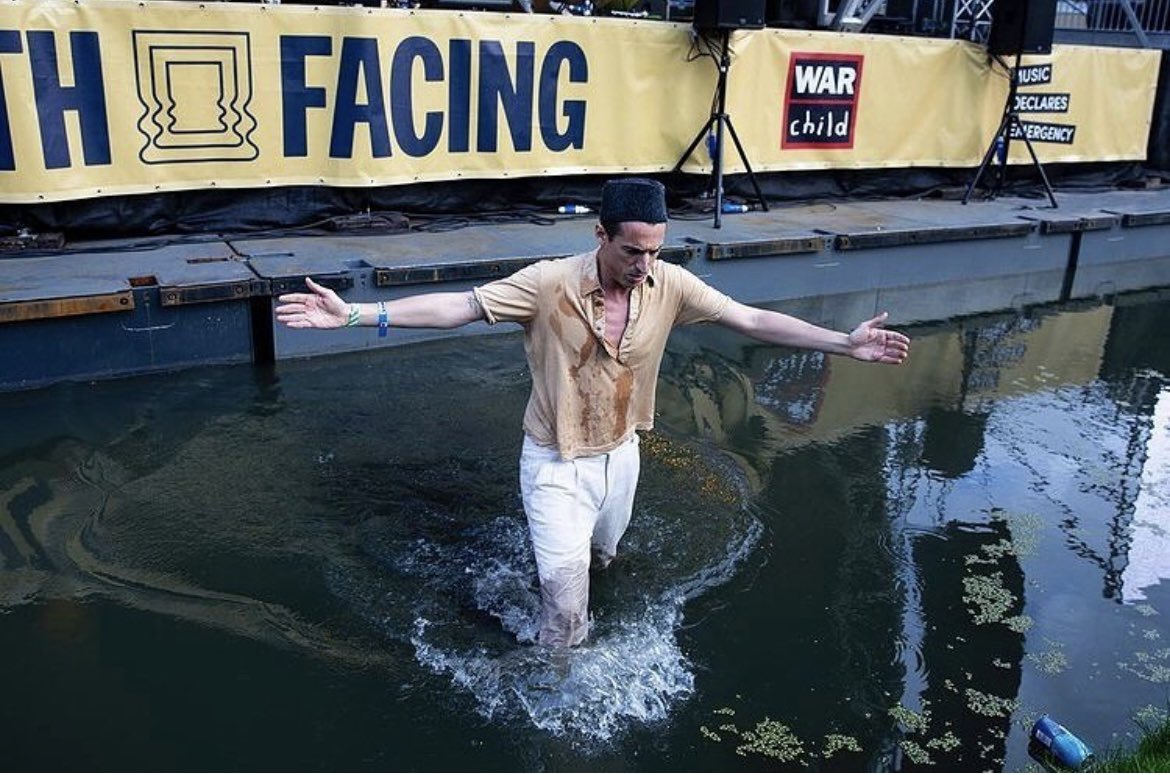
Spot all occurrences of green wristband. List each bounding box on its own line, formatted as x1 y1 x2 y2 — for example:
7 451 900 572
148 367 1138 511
345 304 360 327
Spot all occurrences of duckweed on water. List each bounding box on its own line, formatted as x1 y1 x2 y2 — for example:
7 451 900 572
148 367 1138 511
700 707 811 765
889 703 931 734
977 538 1017 562
640 432 739 505
992 509 1043 556
958 511 1041 636
926 730 962 751
1003 614 1034 633
1120 649 1170 683
1134 704 1169 727
965 688 1018 718
899 739 934 766
888 701 968 764
963 572 1017 625
734 718 806 764
1027 641 1069 674
822 734 862 757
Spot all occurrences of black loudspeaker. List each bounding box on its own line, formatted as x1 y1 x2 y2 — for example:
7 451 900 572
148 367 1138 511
765 0 818 27
987 0 1058 56
693 0 767 30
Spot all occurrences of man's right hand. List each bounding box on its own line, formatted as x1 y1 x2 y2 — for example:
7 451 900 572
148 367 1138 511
275 277 349 329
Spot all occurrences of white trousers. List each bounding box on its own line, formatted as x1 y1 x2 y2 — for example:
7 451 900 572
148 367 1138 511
519 433 640 647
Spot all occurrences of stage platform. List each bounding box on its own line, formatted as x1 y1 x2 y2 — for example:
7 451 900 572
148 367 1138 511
3 187 1170 392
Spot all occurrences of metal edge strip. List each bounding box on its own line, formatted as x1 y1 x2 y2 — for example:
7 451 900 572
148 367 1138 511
374 247 698 287
159 281 254 307
835 222 1036 250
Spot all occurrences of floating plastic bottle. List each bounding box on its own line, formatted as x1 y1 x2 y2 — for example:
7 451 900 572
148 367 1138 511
721 202 750 214
557 204 592 214
1030 715 1093 770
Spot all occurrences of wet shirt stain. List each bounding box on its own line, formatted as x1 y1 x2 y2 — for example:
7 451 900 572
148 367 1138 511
474 250 729 460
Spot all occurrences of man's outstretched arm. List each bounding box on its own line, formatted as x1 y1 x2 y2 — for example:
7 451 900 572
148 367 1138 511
275 277 485 331
717 300 910 365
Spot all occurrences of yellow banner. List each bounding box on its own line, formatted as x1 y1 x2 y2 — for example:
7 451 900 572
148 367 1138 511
729 30 1163 170
0 0 1160 202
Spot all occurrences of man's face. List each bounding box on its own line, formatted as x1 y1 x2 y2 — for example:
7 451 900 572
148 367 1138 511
596 221 666 289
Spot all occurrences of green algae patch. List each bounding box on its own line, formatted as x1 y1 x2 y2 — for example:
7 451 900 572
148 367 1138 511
822 734 862 758
926 730 962 751
1027 641 1069 675
1003 614 1034 633
889 703 931 735
699 725 722 743
963 571 1017 625
1120 649 1170 684
1134 704 1169 728
900 739 934 766
734 718 806 763
700 705 862 766
965 688 1018 718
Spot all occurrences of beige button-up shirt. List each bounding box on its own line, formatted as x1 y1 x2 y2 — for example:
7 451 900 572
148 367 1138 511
473 250 730 460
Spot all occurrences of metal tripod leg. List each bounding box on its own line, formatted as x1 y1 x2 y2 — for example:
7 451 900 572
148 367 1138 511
672 30 768 228
963 52 1058 208
724 115 769 215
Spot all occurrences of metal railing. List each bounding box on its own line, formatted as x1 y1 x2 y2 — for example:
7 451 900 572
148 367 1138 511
1055 0 1170 47
1057 0 1170 32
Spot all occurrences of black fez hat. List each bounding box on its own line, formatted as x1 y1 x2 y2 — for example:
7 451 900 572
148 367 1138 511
599 178 668 225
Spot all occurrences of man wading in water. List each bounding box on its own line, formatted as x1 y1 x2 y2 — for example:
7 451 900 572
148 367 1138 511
276 178 911 648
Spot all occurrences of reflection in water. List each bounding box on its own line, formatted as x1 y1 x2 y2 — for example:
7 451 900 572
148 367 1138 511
3 292 1170 770
1124 389 1170 603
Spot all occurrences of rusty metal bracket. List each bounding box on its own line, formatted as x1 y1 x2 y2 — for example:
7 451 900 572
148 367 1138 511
707 236 831 260
0 291 134 324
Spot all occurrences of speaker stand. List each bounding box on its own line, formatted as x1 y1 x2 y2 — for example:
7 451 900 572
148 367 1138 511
962 52 1057 209
672 29 768 228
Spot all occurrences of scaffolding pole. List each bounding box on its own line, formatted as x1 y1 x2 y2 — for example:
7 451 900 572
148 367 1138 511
952 0 994 43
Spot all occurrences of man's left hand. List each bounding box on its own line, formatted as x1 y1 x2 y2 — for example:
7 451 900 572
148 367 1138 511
847 312 911 365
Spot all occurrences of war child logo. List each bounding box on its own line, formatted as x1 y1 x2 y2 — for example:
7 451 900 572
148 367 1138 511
782 52 863 150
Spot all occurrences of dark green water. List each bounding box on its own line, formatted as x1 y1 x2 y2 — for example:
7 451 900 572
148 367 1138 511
4 291 1170 771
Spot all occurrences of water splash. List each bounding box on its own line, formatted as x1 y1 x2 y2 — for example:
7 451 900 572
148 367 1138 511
369 499 762 741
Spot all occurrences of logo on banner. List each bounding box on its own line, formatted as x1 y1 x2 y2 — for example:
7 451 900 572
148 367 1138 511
782 53 863 150
132 30 260 164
